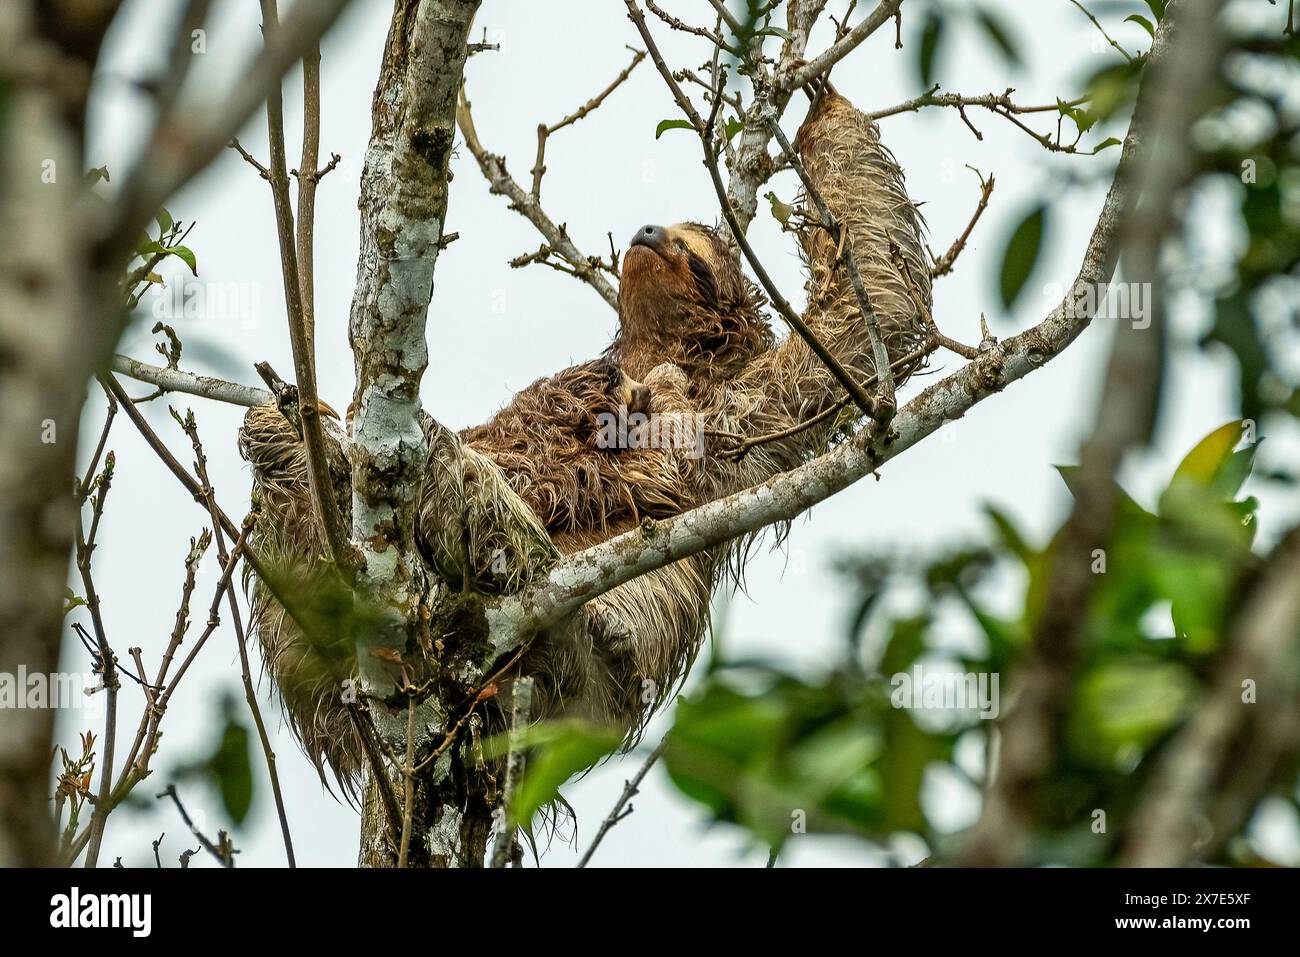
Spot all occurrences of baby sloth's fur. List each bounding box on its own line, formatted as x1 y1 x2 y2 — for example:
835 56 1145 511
240 90 930 795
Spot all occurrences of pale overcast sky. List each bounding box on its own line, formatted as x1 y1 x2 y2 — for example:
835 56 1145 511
62 0 1300 867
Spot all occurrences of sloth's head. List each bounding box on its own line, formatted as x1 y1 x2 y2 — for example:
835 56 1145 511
615 222 771 381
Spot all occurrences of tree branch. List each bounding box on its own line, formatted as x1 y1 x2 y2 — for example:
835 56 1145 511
779 0 904 92
257 0 354 572
110 354 272 407
456 86 620 310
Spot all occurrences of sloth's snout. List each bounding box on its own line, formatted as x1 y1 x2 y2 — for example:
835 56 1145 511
630 224 668 256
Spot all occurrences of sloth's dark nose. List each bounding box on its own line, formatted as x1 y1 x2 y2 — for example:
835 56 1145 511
630 224 665 250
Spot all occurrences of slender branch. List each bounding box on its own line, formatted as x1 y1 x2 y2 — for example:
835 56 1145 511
1068 0 1134 62
78 451 119 869
258 0 354 572
530 47 645 201
110 354 272 407
779 0 904 91
176 409 296 867
158 785 233 867
295 39 323 351
490 676 533 868
397 698 416 868
645 1 737 53
457 89 619 310
228 137 270 179
868 88 1086 121
576 734 667 868
930 167 995 279
869 87 1110 155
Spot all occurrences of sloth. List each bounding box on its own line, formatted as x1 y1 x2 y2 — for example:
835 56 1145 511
240 90 931 795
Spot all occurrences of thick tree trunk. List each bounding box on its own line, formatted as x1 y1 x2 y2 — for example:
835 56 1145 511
347 0 484 867
0 1 104 867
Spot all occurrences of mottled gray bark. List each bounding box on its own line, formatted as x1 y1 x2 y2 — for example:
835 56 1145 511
347 0 484 867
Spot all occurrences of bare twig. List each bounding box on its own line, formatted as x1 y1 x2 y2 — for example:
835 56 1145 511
930 167 995 279
490 676 533 868
158 785 234 867
779 0 904 91
868 88 1108 155
78 446 119 870
646 1 737 53
1068 0 1135 62
576 734 667 868
176 408 295 867
457 85 620 309
530 47 646 201
228 137 270 179
257 0 354 572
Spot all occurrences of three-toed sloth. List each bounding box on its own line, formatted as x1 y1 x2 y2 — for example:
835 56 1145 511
239 92 932 793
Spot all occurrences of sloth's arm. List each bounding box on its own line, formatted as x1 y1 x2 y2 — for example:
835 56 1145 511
710 92 930 480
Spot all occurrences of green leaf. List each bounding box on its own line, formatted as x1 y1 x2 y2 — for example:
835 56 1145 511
155 207 174 234
1171 420 1247 487
1093 136 1122 152
1141 0 1167 22
974 6 1022 68
655 118 694 139
1124 14 1155 38
169 245 198 275
724 117 745 142
998 205 1046 311
63 587 87 616
85 166 110 186
984 505 1035 567
1069 658 1196 769
917 12 944 88
756 26 794 41
208 718 253 825
503 720 622 826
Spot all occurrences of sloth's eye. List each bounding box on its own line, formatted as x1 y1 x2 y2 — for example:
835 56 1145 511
673 238 689 253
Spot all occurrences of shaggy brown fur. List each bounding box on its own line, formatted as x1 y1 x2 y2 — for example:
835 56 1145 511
240 90 930 794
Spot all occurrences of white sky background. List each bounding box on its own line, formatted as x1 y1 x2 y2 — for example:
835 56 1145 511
61 0 1300 867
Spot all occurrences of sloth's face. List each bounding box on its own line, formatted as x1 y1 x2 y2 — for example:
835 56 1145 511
622 222 750 311
616 221 770 379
